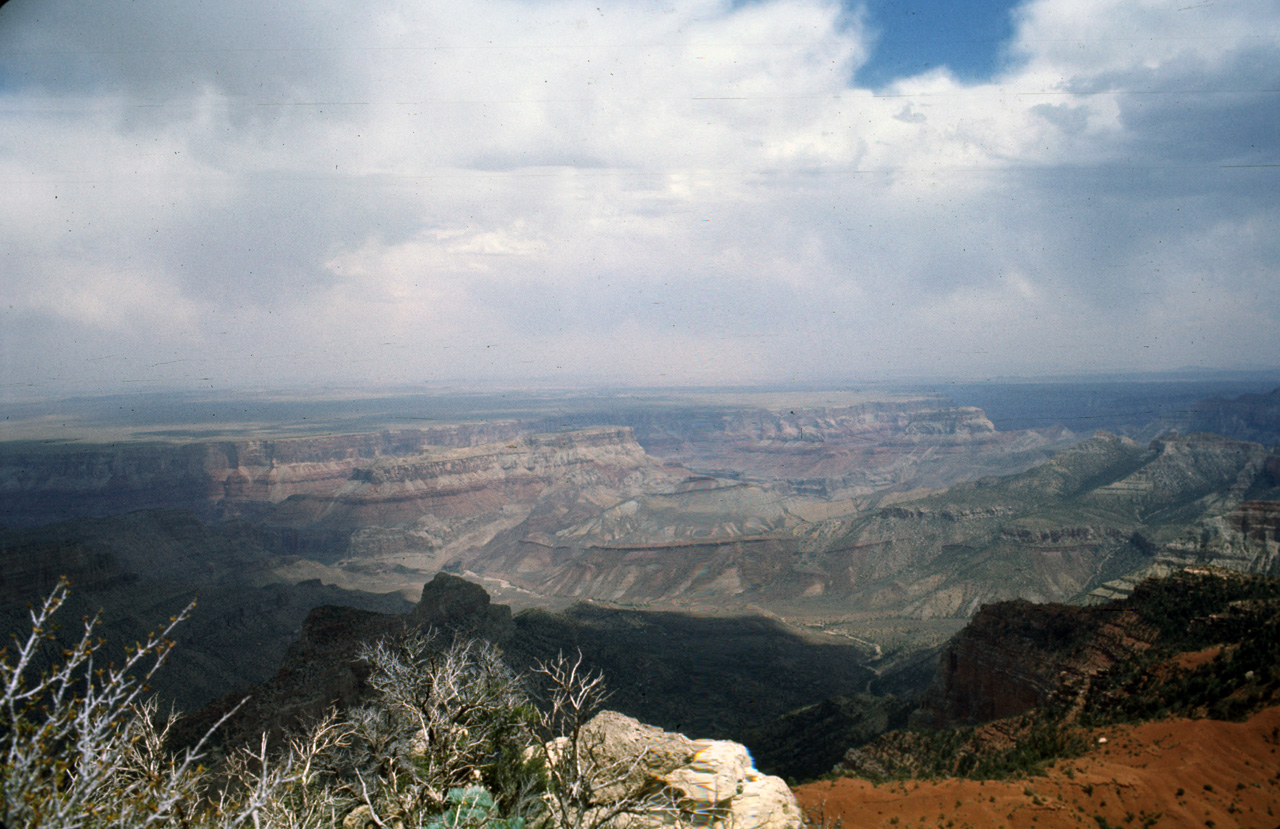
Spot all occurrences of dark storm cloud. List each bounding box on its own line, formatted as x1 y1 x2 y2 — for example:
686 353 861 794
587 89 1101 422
0 1 367 100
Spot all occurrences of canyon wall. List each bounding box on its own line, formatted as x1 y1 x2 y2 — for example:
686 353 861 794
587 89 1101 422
0 396 1069 531
0 422 526 527
627 400 1073 497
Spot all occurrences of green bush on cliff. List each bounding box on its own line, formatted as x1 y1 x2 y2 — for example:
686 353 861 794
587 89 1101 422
1081 572 1280 725
426 786 527 829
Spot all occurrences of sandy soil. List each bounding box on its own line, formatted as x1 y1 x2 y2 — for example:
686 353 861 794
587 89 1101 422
794 705 1280 828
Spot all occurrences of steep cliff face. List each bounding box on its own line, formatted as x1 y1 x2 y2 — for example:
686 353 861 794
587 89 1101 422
717 403 995 442
267 427 662 527
1087 432 1272 522
2 396 1044 529
466 431 1278 613
254 427 684 570
0 441 220 526
1083 450 1280 602
909 568 1280 732
467 476 810 604
444 403 1071 608
910 600 1134 728
1135 498 1280 582
0 423 525 527
1227 498 1280 548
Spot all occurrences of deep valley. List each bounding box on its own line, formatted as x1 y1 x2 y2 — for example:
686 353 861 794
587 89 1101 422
2 379 1279 823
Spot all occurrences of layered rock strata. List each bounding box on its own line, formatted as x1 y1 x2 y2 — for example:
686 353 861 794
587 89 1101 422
0 423 525 527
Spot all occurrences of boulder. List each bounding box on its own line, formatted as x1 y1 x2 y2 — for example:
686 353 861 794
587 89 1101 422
547 711 801 829
660 740 801 829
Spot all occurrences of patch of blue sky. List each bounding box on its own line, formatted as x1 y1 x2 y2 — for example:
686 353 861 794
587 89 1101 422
853 0 1020 89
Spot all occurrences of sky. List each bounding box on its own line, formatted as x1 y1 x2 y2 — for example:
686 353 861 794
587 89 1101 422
0 0 1277 396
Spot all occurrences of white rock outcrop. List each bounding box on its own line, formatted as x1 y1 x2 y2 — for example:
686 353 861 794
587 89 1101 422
548 711 802 829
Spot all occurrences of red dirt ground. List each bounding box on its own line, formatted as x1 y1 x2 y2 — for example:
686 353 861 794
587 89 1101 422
794 705 1280 828
1176 646 1224 671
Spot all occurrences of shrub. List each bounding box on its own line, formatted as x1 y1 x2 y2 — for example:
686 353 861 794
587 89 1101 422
0 578 226 827
426 786 527 829
0 580 666 829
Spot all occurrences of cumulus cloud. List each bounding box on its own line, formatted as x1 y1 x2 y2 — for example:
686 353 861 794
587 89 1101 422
0 0 1277 394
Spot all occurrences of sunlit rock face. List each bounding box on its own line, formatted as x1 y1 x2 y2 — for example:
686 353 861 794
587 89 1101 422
258 426 684 568
790 431 1280 619
543 711 802 829
266 427 666 528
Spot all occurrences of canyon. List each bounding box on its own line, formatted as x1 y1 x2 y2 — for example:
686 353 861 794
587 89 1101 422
1 382 1278 822
0 391 1081 611
2 386 1278 713
2 390 1037 714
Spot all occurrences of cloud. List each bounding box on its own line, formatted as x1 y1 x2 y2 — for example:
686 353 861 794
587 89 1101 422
0 0 1277 394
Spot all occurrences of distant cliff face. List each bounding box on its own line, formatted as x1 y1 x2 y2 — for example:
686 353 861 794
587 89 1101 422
638 400 1068 498
266 427 662 528
421 429 1279 613
1227 499 1280 549
1146 497 1280 581
800 431 1280 619
0 423 526 527
2 396 1037 530
253 426 684 570
2 397 1071 610
1185 387 1280 445
445 401 1073 607
717 403 996 442
0 442 220 527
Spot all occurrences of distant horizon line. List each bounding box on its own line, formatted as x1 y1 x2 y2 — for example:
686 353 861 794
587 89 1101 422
4 365 1280 406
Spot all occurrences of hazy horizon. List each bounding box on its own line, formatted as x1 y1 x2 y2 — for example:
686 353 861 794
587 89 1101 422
2 0 1278 396
3 370 1277 446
